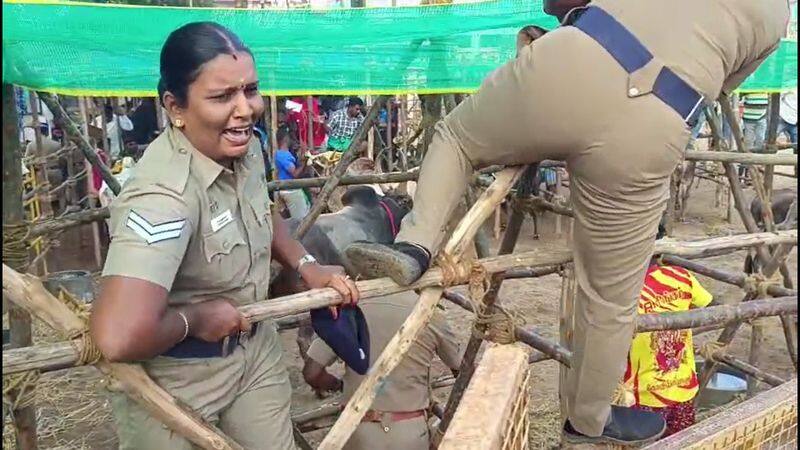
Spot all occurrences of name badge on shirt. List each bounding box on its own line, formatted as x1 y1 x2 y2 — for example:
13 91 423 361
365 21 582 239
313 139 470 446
210 210 234 233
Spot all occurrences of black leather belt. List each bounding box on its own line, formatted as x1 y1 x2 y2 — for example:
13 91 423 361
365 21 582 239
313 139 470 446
162 323 259 359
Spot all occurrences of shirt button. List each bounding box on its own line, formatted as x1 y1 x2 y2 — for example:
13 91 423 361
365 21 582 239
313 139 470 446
223 239 230 249
178 148 187 154
629 87 640 96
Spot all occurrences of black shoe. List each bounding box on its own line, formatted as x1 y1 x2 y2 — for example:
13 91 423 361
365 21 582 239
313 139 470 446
562 406 666 446
345 241 431 286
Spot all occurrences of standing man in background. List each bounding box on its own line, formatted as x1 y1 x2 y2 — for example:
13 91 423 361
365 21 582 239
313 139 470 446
326 97 366 153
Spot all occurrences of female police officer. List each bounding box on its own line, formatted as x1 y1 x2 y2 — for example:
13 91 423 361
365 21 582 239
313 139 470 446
90 22 359 449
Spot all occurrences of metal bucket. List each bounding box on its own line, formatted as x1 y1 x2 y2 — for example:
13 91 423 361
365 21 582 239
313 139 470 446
42 270 95 304
695 357 748 408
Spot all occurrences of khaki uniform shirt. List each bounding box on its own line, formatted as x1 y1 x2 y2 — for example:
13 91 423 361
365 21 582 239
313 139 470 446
593 0 789 100
307 292 462 412
102 127 273 308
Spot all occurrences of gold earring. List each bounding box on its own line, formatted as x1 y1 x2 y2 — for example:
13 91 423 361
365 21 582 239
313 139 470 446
174 118 185 128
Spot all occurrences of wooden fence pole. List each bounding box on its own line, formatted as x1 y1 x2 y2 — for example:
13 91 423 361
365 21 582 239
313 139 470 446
2 83 39 449
434 165 538 444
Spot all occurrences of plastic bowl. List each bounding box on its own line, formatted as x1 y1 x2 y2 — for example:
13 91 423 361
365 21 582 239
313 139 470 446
695 357 748 408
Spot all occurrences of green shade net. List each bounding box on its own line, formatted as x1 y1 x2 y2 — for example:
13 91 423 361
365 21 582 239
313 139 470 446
1 0 796 96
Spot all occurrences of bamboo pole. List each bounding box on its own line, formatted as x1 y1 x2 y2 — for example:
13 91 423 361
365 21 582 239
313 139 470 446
443 290 795 366
684 150 797 166
747 318 767 395
269 168 418 191
3 83 39 449
37 93 121 195
660 255 796 298
28 91 52 218
435 166 538 444
293 96 388 240
638 297 796 332
2 264 243 450
709 350 786 388
318 167 528 449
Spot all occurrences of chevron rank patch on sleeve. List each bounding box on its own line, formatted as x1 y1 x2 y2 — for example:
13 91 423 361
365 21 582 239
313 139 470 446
125 210 186 245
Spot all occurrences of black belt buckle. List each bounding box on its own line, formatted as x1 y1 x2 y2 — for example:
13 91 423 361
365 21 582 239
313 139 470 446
221 330 247 357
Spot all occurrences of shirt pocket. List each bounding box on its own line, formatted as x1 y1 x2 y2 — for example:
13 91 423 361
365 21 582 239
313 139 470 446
248 196 273 257
202 222 247 263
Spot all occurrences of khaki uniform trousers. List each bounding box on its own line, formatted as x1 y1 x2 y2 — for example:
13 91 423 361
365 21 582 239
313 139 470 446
344 416 430 450
396 26 690 436
110 324 297 450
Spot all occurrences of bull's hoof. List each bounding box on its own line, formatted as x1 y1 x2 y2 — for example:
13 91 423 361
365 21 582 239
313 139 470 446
345 242 430 286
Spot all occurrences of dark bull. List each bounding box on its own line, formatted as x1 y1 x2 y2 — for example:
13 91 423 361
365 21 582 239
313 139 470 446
744 188 797 275
269 186 412 358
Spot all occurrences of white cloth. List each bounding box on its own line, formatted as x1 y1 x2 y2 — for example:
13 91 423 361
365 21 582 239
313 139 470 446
93 114 134 158
780 90 797 125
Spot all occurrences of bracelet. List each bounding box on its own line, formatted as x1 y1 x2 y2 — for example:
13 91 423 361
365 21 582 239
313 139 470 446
296 253 318 271
176 311 190 342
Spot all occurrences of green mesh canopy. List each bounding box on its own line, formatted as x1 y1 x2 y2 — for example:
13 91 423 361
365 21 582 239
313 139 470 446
1 0 795 96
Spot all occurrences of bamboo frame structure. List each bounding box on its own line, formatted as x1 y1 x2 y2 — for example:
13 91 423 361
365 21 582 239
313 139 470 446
2 89 798 450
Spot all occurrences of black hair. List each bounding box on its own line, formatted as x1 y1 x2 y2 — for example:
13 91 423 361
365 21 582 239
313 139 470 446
158 22 252 108
276 128 290 147
103 103 113 122
347 96 364 108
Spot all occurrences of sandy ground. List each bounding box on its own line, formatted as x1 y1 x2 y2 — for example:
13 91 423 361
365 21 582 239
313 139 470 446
2 154 797 449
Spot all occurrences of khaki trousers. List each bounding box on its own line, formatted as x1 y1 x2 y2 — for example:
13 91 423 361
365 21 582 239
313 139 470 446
343 416 430 450
397 27 689 436
110 323 297 450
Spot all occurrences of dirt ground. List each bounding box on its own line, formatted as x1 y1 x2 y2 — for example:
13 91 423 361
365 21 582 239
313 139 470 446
3 152 797 449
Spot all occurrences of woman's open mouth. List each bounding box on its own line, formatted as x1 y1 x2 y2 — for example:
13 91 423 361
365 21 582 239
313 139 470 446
222 126 253 147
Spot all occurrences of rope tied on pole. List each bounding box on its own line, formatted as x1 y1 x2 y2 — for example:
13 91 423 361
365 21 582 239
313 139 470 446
3 223 30 271
742 273 784 298
698 340 728 362
437 252 524 345
57 288 102 366
2 370 40 413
